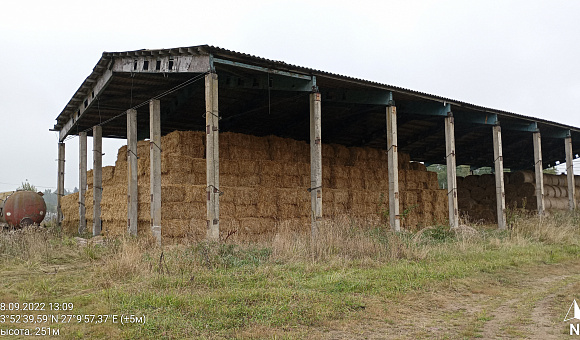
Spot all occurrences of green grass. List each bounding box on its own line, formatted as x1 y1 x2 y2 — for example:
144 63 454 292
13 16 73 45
0 212 579 339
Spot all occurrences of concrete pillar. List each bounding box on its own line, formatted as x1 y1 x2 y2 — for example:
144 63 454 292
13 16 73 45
78 132 87 234
492 124 507 230
565 135 576 210
150 100 162 245
92 126 102 236
310 91 322 239
57 142 65 227
205 72 220 241
533 132 545 215
386 104 400 232
445 113 459 228
127 109 138 236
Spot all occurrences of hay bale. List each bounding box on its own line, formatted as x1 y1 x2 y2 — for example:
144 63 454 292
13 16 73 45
409 162 427 171
512 171 535 184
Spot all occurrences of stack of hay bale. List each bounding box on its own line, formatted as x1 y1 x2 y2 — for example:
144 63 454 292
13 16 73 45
61 130 448 238
506 171 580 211
457 170 580 222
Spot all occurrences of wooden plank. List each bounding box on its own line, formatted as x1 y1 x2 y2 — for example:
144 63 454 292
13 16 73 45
533 132 545 215
445 115 459 228
205 73 220 241
492 125 507 230
310 92 322 238
127 109 138 236
565 136 576 210
59 69 113 142
57 142 65 228
386 105 400 232
78 132 87 234
112 55 211 74
93 126 102 236
150 100 162 245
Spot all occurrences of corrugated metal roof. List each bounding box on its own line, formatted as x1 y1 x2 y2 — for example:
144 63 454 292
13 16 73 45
54 44 580 133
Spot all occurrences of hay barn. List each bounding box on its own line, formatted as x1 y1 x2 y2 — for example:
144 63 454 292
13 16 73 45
52 45 580 242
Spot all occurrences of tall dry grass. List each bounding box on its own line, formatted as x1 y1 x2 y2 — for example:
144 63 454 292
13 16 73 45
1 211 578 277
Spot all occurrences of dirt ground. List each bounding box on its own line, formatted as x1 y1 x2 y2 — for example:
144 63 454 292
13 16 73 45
309 259 580 339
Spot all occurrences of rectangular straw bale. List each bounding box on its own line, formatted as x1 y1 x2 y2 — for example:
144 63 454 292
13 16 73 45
281 175 300 188
401 191 418 207
261 175 278 188
425 171 439 189
137 140 150 159
270 146 296 163
260 161 283 175
278 204 299 218
277 188 299 205
350 147 368 163
330 177 349 189
332 166 350 179
322 144 335 159
137 185 150 203
348 177 365 190
162 219 190 238
162 185 186 202
330 189 349 205
333 144 351 164
102 166 115 184
280 163 299 176
231 187 259 205
398 170 407 183
235 204 258 218
295 163 309 176
348 166 362 179
138 203 151 220
161 172 198 185
162 202 200 220
366 147 381 161
323 178 331 188
191 159 206 174
239 174 261 187
238 218 274 235
183 185 207 203
409 162 427 171
266 135 287 151
117 145 128 163
367 160 387 172
399 152 411 165
161 154 194 174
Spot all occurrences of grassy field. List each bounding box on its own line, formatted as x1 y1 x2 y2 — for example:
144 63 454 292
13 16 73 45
0 209 579 339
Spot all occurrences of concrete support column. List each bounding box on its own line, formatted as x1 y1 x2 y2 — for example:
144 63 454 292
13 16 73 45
78 132 87 234
386 104 400 232
150 100 162 245
205 72 220 241
492 124 507 230
565 135 576 210
92 126 102 236
127 109 138 236
533 132 545 215
310 91 323 239
57 142 65 227
445 113 459 228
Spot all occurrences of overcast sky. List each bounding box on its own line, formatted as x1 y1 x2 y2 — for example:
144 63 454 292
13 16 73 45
1 0 580 193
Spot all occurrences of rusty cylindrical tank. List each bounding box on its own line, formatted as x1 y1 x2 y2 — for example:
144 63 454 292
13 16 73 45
3 191 47 227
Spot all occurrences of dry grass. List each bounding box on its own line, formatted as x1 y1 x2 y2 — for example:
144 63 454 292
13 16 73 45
1 212 579 339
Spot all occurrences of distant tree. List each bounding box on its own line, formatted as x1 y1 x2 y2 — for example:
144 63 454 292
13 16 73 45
73 187 79 193
17 181 37 192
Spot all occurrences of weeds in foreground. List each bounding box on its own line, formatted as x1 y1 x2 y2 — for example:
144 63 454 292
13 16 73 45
1 213 579 338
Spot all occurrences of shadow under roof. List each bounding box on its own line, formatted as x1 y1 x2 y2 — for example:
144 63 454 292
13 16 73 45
52 45 580 170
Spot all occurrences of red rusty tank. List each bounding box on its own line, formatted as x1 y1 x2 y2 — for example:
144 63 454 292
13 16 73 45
3 191 47 227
